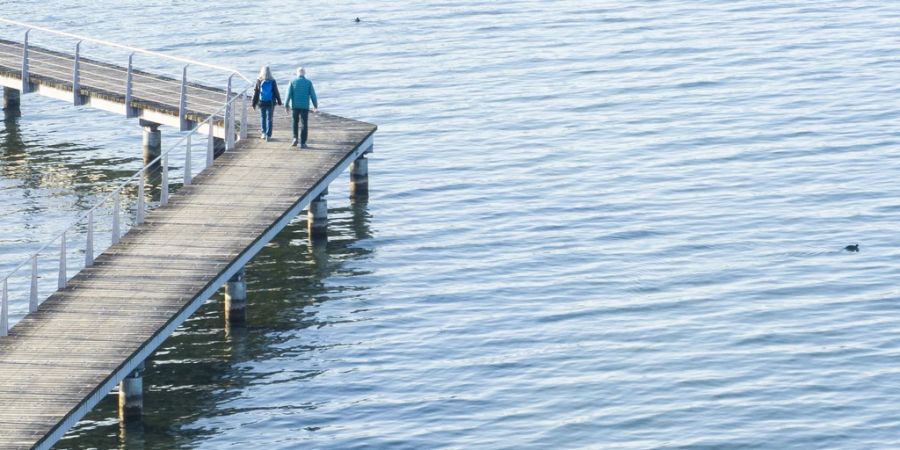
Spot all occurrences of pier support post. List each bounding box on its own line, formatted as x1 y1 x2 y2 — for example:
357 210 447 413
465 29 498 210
140 120 161 166
213 136 227 159
308 191 328 241
225 269 247 323
350 156 368 200
2 87 20 119
118 362 144 421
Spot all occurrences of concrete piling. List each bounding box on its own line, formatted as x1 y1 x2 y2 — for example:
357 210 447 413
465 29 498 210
118 362 144 421
2 87 21 118
225 269 247 323
308 191 328 241
140 120 161 166
213 136 227 159
350 156 368 199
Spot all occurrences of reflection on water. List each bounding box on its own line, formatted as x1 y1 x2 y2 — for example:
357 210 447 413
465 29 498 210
55 204 374 450
0 114 137 204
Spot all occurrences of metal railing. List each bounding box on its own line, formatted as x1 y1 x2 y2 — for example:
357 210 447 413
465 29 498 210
0 19 254 335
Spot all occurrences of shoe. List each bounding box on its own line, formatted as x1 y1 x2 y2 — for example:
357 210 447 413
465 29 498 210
291 138 298 147
260 133 266 140
300 143 309 149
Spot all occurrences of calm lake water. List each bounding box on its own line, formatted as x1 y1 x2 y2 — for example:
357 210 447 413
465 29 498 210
3 1 900 448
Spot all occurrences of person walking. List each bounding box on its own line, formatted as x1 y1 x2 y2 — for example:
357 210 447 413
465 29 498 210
251 65 282 141
284 67 318 148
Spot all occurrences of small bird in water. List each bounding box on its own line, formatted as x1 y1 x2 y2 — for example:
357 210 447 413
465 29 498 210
355 17 361 23
845 243 859 252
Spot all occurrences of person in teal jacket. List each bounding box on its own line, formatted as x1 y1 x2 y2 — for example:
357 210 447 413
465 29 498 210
284 67 318 148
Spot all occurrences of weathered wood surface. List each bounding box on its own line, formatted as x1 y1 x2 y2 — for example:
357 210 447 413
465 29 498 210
0 95 375 447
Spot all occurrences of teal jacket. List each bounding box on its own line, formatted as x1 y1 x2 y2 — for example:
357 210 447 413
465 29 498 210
285 76 318 110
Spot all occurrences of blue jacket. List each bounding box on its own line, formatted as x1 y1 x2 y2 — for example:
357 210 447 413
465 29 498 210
285 76 318 110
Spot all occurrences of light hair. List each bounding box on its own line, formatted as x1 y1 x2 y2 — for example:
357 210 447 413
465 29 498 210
296 67 305 77
258 65 274 81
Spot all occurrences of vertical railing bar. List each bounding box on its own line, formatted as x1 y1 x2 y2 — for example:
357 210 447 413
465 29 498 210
1 279 7 337
85 210 94 267
184 134 192 186
239 92 248 140
207 125 214 168
29 256 37 312
179 65 189 131
231 97 237 147
136 169 145 225
21 29 29 93
125 52 135 118
58 232 67 289
161 153 169 206
225 74 234 151
112 192 121 245
72 41 82 106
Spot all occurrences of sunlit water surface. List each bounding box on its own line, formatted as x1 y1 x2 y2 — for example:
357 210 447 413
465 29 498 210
2 1 900 449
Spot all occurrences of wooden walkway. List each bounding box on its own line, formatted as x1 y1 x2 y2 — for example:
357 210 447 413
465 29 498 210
0 41 376 450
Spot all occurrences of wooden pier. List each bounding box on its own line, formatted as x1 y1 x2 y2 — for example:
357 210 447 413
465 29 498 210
0 27 375 450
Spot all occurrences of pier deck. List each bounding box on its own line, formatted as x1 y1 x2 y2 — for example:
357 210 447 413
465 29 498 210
0 36 375 450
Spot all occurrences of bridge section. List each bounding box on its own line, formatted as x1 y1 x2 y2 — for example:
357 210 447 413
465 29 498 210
0 21 376 450
0 35 233 137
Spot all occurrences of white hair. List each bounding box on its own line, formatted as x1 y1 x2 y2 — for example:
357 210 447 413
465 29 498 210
296 67 306 77
258 65 274 81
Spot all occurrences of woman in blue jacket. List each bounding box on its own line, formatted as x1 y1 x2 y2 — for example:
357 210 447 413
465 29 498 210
251 65 282 141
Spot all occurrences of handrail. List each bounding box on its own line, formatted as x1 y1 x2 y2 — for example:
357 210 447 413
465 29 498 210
0 17 250 83
0 23 254 335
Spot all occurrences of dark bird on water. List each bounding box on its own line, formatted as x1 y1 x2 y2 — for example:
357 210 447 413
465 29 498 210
845 243 859 252
355 17 361 23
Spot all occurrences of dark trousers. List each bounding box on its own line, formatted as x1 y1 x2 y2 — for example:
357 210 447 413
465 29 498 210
259 101 274 137
291 108 310 144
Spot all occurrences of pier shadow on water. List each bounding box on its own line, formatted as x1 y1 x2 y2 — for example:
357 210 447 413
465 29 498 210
54 202 375 450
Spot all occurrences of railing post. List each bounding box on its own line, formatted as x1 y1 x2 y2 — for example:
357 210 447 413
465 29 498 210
184 134 192 186
239 92 248 140
112 192 121 245
85 210 94 267
29 256 37 312
179 65 189 131
58 232 67 289
125 53 136 118
21 29 30 93
136 170 145 225
225 74 234 151
161 153 169 205
231 98 237 147
207 127 214 168
73 41 83 106
1 279 8 337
